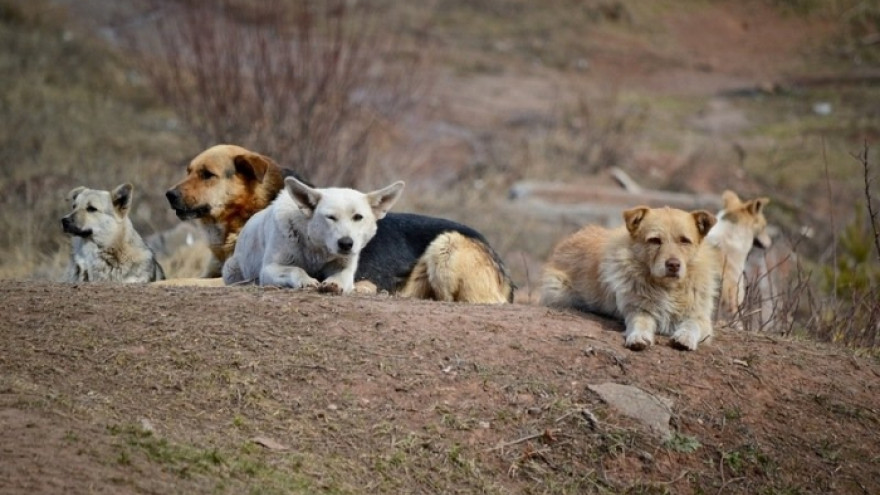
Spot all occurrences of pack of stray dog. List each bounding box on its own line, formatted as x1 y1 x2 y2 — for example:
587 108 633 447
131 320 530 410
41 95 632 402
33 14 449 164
63 144 773 352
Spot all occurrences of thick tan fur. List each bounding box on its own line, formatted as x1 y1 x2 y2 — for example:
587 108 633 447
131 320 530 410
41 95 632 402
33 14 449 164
705 190 771 321
400 232 513 304
541 206 718 351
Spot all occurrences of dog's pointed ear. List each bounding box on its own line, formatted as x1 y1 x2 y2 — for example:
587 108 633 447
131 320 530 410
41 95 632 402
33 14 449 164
623 206 650 234
746 197 770 216
233 153 273 183
366 181 405 220
691 210 717 238
111 183 134 216
285 177 321 214
67 186 87 203
721 190 741 211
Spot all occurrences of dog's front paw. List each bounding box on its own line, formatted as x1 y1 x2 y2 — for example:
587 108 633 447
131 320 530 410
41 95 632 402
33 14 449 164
289 276 319 290
354 280 378 295
671 322 709 351
624 330 655 351
317 281 343 294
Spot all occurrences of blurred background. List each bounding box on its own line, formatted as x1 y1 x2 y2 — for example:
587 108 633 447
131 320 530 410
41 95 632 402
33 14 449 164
1 0 878 345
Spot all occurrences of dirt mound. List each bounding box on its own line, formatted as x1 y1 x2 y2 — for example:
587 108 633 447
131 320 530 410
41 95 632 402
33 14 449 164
2 282 879 493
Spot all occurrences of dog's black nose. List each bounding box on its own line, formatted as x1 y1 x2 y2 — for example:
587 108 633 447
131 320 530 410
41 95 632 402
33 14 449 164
665 258 681 275
338 236 354 253
165 189 181 206
61 217 71 231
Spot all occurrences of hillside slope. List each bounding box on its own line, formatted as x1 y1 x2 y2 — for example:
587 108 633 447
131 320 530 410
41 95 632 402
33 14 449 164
2 282 879 494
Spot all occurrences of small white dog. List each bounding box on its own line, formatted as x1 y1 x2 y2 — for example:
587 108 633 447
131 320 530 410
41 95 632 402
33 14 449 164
61 183 165 283
222 177 405 293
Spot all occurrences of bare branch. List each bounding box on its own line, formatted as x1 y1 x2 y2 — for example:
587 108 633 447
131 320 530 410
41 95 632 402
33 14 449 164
853 140 880 263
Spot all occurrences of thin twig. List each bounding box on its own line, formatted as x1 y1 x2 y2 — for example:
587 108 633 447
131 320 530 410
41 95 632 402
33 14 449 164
853 140 880 263
717 476 746 495
521 251 532 302
487 430 555 452
823 136 838 300
657 470 690 485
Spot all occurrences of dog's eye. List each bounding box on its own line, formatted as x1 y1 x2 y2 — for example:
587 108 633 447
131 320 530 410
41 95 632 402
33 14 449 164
679 237 693 245
352 213 363 222
647 237 662 245
326 215 337 222
86 205 97 213
200 170 215 180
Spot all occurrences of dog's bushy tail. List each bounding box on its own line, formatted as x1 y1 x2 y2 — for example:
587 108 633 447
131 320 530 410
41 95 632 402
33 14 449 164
401 232 513 304
539 267 578 309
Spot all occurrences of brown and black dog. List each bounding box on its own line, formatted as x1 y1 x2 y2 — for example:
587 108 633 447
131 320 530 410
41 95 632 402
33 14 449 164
164 144 513 303
165 144 301 277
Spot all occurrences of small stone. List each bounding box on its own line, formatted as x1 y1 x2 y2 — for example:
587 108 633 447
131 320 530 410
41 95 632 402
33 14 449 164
588 382 673 441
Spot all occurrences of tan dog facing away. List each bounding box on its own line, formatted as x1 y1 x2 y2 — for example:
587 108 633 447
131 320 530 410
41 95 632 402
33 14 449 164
705 190 771 322
62 184 165 283
162 144 513 302
541 206 718 351
223 178 404 293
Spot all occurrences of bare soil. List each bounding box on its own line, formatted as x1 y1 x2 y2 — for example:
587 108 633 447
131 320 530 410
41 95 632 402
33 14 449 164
2 282 879 494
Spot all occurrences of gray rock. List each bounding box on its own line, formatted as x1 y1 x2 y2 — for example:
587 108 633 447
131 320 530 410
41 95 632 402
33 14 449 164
588 383 673 440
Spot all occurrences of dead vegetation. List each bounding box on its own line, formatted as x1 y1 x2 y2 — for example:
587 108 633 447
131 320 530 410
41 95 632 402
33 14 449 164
127 0 427 187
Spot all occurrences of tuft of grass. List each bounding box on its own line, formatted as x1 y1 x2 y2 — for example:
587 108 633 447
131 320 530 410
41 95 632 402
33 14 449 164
107 423 319 493
664 433 701 453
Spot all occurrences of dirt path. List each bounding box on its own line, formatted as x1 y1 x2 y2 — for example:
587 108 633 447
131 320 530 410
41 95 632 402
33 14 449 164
2 282 879 493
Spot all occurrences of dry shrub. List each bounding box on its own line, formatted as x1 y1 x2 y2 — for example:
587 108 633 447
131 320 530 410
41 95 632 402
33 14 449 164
731 143 880 354
128 0 425 187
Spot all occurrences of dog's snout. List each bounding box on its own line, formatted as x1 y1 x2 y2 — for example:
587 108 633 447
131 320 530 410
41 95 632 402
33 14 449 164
165 189 181 207
338 236 354 253
61 216 72 231
665 258 681 275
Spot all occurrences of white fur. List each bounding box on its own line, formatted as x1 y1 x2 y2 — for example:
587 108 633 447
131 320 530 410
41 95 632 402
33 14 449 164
222 178 404 293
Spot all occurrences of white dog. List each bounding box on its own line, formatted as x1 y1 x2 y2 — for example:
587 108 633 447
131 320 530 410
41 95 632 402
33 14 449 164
61 183 165 283
222 177 405 293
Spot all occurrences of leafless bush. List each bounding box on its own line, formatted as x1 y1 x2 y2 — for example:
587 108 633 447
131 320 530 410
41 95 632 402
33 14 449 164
129 0 425 186
733 142 880 353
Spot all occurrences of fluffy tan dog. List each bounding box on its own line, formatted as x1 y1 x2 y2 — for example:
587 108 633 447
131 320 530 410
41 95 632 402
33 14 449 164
541 206 718 351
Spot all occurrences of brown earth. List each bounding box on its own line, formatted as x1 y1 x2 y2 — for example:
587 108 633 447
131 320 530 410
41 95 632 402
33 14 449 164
2 282 879 494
